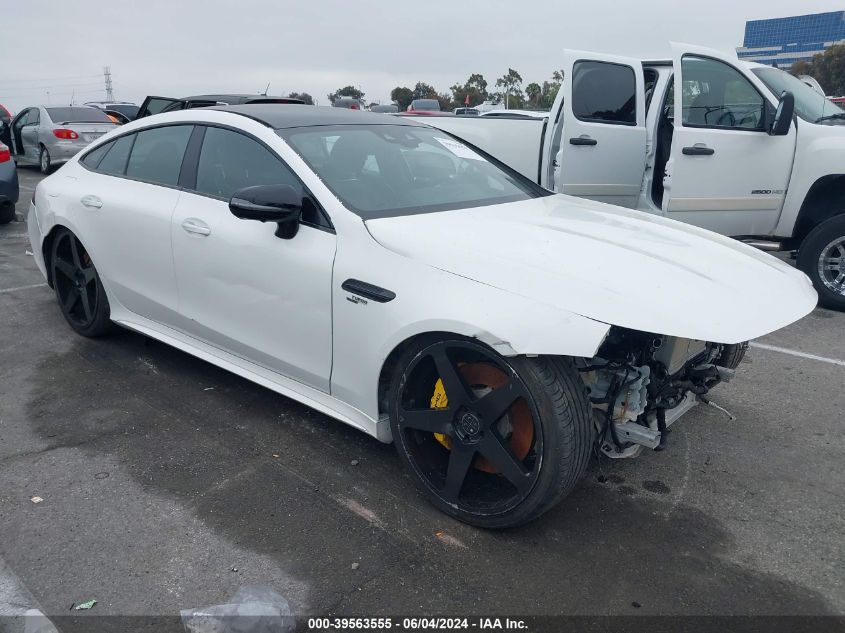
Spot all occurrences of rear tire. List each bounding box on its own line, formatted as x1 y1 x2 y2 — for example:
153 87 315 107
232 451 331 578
50 228 112 337
389 336 593 528
39 145 52 174
0 202 14 225
797 215 845 311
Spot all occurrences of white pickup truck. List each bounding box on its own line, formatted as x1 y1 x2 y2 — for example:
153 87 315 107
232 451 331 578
417 43 845 310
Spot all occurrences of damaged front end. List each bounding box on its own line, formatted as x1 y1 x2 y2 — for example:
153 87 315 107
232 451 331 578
577 328 743 459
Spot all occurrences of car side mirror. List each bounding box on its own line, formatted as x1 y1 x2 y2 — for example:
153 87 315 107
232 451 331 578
229 184 302 239
769 91 794 136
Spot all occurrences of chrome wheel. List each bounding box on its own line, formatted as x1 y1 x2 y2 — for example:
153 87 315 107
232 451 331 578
40 147 51 174
818 235 845 296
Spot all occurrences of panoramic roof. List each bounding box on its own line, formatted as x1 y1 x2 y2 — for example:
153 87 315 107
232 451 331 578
210 104 426 129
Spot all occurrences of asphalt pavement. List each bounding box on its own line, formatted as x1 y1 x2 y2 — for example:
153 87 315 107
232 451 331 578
1 168 843 631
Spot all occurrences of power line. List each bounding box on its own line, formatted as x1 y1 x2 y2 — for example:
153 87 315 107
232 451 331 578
0 74 102 84
0 81 105 93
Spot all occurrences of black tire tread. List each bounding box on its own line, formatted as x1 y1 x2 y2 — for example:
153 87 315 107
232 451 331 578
389 336 594 529
797 214 845 311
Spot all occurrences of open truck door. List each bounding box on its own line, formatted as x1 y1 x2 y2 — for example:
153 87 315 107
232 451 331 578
662 43 796 236
136 96 188 119
543 50 647 208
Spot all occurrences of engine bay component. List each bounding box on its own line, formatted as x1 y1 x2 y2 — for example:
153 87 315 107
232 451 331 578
579 328 733 459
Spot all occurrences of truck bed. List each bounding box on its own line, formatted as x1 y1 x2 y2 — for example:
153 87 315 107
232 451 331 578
409 116 547 183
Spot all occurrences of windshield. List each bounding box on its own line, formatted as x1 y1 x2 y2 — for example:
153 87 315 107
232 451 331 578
45 107 112 123
752 67 845 125
411 99 440 111
281 124 549 220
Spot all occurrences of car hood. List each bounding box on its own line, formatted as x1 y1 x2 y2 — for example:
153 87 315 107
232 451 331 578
365 195 817 345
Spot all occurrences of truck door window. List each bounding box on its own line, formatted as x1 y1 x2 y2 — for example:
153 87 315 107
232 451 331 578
572 60 636 126
681 56 765 131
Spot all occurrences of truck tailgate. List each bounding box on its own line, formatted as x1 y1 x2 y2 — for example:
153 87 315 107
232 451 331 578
408 116 546 183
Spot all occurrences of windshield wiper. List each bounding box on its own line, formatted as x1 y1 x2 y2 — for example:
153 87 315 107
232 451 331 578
815 113 845 123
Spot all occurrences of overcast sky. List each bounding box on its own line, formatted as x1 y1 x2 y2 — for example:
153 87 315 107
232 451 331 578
3 0 843 112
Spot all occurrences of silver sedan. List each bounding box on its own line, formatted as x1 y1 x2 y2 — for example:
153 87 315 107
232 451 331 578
10 105 117 173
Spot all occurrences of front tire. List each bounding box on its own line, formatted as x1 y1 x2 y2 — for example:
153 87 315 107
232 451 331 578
39 145 52 174
797 215 845 310
50 228 111 337
389 337 593 528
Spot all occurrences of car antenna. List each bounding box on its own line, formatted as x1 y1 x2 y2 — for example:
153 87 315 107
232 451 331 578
262 82 270 96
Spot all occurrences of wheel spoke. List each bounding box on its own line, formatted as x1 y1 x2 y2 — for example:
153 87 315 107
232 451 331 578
82 267 96 285
430 347 469 407
478 434 532 494
69 237 83 269
54 257 76 281
441 445 475 503
474 379 528 427
63 287 80 313
398 407 452 435
79 286 93 321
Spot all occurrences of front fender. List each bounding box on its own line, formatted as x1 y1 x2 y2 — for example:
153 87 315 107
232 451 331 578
776 123 845 237
330 245 610 428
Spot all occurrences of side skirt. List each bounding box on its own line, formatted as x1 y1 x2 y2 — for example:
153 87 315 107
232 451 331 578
113 314 388 443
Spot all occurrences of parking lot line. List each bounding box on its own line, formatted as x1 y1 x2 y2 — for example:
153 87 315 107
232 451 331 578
0 283 47 294
750 341 845 367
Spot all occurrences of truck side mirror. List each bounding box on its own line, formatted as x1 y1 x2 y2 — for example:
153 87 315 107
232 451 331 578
770 91 794 136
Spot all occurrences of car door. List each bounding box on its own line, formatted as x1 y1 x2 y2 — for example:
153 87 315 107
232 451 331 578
662 43 796 236
71 124 193 325
11 109 37 162
550 50 647 208
136 96 186 119
172 125 336 392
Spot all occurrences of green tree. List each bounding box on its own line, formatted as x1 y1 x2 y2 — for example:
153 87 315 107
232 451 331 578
495 68 523 108
450 72 489 107
789 60 812 77
391 86 414 110
327 86 365 104
799 44 845 94
412 82 438 99
525 82 542 108
288 92 314 105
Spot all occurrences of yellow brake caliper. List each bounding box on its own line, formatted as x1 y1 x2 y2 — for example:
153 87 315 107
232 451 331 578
430 378 453 449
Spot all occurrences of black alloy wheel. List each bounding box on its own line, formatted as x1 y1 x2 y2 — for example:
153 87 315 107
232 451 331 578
51 228 111 336
389 337 593 528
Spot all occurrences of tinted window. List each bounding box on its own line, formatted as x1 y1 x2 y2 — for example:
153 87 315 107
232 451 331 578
682 56 765 130
195 126 300 200
46 107 111 123
27 109 40 125
141 98 182 116
126 126 192 186
282 124 548 220
81 141 114 168
572 60 636 125
97 134 135 175
108 104 139 119
410 99 440 111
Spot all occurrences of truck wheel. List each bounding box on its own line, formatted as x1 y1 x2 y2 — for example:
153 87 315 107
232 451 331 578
716 342 748 369
797 215 845 310
389 337 593 528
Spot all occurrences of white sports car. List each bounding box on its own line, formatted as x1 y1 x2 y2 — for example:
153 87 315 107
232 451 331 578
27 105 816 528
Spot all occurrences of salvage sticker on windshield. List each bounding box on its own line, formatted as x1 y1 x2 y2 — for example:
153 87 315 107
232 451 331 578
434 137 486 161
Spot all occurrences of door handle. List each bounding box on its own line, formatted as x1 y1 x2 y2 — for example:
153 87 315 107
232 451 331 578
569 136 598 146
682 145 715 156
80 195 102 209
181 218 211 236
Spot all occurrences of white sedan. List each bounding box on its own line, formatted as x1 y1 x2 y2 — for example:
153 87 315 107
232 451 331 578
27 105 816 528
